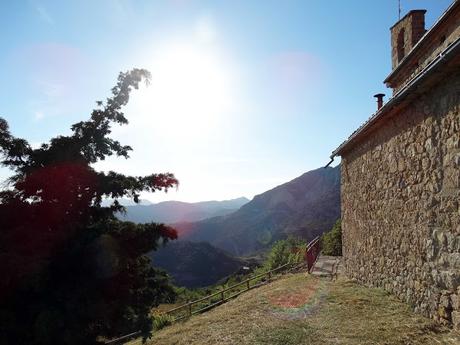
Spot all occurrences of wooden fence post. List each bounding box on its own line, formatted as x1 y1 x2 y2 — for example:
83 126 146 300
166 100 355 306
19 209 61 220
221 287 225 302
268 271 271 282
188 302 192 317
246 280 250 291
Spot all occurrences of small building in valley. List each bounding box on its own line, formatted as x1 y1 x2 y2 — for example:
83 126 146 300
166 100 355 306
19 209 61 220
330 1 460 328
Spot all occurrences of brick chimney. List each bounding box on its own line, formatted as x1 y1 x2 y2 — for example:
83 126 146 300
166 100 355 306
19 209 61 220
390 10 427 69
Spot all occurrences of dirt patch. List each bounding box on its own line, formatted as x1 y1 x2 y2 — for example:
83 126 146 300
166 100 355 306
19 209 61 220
269 291 314 308
266 278 326 320
267 282 319 308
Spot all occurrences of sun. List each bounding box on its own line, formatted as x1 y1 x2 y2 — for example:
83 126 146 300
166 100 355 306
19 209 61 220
134 43 233 138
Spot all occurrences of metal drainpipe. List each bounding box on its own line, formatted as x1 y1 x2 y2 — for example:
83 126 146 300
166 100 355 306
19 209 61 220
324 158 334 168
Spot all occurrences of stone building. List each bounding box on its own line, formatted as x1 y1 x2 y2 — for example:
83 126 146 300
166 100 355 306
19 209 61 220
330 2 460 328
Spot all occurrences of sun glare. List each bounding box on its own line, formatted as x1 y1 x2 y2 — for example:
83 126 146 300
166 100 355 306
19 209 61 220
135 44 233 138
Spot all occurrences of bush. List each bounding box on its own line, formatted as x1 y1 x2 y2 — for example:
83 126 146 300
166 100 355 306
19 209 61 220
152 313 174 331
321 219 342 256
265 237 307 270
173 286 207 304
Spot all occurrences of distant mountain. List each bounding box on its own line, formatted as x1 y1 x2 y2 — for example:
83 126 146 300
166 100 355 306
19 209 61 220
175 166 340 256
117 197 249 224
149 241 246 288
102 198 152 206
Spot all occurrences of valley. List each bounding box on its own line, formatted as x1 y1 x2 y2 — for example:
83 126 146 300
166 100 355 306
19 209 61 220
121 166 341 289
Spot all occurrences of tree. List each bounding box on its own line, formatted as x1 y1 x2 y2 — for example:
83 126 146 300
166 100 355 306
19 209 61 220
264 237 307 270
321 219 342 256
0 69 179 344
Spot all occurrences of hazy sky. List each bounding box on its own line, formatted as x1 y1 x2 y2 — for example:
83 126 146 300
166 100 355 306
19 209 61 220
0 0 453 203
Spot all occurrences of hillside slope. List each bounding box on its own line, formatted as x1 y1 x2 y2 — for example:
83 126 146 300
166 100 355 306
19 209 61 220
148 241 245 288
176 166 340 256
118 197 249 223
145 273 458 345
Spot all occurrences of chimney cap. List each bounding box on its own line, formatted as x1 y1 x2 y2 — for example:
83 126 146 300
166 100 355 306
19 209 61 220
390 9 427 30
373 93 385 98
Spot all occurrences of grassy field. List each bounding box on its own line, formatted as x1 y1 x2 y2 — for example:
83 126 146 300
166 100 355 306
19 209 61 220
133 273 460 345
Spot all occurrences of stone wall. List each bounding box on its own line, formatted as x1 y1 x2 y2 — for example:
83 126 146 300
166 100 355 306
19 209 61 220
341 70 460 328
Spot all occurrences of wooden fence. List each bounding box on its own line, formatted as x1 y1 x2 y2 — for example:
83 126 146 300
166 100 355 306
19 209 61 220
105 331 142 345
163 235 321 321
105 236 321 344
104 263 294 344
164 261 294 321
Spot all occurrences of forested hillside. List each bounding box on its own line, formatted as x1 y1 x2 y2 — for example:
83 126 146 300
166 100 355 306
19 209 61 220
149 241 246 288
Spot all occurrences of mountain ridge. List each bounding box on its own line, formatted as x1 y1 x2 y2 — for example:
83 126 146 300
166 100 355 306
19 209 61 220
117 197 250 224
175 166 341 256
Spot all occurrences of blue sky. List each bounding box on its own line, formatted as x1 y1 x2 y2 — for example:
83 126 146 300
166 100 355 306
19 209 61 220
0 0 454 202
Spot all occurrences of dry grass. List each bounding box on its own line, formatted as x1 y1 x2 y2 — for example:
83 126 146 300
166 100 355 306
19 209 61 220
130 273 460 345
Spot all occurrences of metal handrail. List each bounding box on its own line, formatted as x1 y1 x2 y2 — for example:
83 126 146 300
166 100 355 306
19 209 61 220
305 236 321 272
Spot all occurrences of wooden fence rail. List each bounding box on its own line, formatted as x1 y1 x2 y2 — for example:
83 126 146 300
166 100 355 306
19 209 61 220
164 261 293 321
104 331 142 345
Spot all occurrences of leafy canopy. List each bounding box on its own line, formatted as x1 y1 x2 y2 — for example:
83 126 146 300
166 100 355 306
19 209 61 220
321 219 342 256
0 69 179 344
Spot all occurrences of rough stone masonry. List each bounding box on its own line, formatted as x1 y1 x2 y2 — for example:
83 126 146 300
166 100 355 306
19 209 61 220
331 3 460 329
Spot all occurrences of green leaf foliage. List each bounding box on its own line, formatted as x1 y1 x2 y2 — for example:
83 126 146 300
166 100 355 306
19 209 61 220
152 313 174 331
0 69 179 344
264 237 307 271
321 219 342 256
